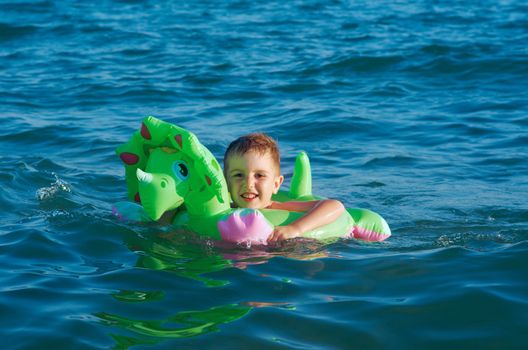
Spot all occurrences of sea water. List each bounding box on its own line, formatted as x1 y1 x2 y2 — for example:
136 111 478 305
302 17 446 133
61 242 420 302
1 1 527 349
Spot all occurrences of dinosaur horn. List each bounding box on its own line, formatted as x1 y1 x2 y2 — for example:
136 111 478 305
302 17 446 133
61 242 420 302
136 168 153 184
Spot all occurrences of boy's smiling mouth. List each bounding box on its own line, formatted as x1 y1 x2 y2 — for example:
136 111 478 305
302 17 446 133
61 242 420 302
241 192 258 201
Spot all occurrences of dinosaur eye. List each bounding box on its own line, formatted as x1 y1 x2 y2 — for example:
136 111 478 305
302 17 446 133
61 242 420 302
172 161 189 181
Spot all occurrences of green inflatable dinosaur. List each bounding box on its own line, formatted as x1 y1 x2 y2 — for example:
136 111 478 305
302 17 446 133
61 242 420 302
114 116 391 244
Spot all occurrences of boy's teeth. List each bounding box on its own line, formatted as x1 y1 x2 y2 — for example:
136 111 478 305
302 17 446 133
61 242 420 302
242 193 257 199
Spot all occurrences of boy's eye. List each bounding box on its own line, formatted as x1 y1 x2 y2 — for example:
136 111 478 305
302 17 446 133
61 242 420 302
232 173 243 178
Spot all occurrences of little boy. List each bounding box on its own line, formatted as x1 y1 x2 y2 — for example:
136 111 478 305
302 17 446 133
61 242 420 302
223 133 345 243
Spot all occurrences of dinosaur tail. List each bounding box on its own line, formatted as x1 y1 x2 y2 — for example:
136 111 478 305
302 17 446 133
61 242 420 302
289 151 312 199
347 208 391 242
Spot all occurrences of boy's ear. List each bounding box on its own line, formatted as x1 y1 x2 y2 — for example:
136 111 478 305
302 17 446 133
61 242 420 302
273 175 284 194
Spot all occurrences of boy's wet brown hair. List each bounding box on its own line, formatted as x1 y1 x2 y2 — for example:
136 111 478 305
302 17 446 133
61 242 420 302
224 133 280 175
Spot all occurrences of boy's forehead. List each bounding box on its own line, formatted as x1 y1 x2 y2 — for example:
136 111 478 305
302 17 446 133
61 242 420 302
227 151 278 170
229 150 271 164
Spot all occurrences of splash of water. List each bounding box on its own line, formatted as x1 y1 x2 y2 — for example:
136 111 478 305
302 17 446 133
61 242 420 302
36 173 71 201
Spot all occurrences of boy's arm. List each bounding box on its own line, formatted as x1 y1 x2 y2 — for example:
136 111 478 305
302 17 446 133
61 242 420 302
267 199 345 242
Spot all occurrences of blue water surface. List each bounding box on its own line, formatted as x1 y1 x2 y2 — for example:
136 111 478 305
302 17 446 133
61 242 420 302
1 1 527 349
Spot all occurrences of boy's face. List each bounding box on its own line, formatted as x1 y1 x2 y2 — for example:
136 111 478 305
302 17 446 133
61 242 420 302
225 151 283 209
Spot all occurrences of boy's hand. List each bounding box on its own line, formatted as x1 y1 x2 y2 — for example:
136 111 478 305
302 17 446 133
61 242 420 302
267 225 302 243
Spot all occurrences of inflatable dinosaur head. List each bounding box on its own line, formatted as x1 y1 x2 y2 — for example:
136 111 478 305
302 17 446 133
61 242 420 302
117 116 230 220
135 148 190 220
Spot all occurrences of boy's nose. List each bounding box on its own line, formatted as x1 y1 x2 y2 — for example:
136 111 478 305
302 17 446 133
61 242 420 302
245 176 256 189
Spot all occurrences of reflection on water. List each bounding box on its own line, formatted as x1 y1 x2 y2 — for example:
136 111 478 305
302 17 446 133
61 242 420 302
96 303 252 348
243 301 296 310
112 290 165 303
95 227 336 348
124 227 333 287
124 228 235 287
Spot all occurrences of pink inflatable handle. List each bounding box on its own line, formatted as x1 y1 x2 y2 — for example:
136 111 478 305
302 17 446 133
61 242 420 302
217 209 273 245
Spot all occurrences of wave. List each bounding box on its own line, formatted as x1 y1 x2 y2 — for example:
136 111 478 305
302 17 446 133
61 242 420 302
300 54 405 76
0 22 38 42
